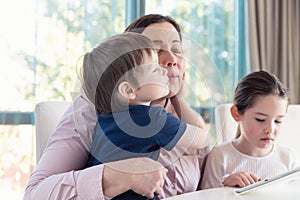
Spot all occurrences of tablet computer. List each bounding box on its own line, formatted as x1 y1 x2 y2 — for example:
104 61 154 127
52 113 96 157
234 166 300 195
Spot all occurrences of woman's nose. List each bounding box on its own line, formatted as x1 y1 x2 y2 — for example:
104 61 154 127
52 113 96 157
159 50 177 67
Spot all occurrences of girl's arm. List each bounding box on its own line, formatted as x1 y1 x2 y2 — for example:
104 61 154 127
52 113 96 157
200 147 226 189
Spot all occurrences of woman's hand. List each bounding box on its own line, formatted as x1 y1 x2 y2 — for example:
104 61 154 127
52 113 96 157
103 157 167 199
129 166 167 198
167 74 184 98
223 171 261 188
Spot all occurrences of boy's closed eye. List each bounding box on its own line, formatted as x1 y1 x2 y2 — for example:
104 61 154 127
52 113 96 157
153 68 158 72
156 48 164 54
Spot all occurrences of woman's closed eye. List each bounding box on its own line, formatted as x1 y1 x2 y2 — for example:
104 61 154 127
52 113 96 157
156 48 182 56
171 48 182 55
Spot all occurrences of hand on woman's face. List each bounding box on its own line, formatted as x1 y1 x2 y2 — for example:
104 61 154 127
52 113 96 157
142 22 185 97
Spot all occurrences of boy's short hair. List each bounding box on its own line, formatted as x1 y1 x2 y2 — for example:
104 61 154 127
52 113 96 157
82 32 156 114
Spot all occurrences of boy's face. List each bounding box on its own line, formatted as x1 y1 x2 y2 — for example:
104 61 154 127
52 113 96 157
132 50 169 102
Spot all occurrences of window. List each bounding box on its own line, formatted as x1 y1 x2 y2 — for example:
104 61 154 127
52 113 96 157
146 0 243 105
145 0 247 142
0 0 245 198
0 0 125 198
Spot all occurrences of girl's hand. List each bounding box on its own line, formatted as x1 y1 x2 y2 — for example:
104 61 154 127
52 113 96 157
223 171 261 188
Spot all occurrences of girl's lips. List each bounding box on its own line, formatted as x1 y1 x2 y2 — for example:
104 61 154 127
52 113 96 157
261 137 274 142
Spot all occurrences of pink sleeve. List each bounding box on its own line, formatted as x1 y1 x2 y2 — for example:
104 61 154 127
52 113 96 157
24 96 107 200
158 147 209 198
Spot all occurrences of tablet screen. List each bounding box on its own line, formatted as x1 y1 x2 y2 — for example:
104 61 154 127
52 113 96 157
234 166 300 195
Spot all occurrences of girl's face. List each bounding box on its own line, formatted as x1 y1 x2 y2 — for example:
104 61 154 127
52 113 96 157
141 22 185 97
234 95 288 156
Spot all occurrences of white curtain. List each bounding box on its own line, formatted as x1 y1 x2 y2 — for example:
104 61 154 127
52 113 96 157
247 0 300 103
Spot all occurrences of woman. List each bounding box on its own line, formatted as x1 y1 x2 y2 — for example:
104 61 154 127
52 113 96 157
24 14 208 200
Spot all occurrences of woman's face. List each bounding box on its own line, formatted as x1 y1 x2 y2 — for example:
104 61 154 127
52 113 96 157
141 22 185 97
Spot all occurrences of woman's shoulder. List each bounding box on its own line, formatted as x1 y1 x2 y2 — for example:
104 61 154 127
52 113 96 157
73 95 96 111
71 95 97 149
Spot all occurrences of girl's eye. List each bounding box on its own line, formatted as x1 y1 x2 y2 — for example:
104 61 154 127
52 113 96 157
275 120 282 124
255 118 265 122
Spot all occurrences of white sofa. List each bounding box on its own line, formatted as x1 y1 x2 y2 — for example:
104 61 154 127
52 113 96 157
34 101 71 163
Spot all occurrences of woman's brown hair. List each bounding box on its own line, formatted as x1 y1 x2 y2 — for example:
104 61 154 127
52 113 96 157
125 14 182 41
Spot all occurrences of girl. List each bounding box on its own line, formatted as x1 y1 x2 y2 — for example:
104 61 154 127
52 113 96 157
201 70 296 189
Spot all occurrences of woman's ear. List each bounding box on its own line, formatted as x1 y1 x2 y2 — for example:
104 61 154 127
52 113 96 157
230 105 241 122
118 81 136 100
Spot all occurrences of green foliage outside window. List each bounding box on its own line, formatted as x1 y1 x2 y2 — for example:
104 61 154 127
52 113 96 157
18 0 125 110
146 0 237 109
3 0 241 112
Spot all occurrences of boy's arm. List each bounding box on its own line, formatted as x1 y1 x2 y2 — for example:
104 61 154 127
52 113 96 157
169 95 209 149
169 95 206 129
176 123 209 149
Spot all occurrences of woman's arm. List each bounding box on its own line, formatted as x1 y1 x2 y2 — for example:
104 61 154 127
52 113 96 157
103 158 167 199
24 96 103 199
24 96 166 200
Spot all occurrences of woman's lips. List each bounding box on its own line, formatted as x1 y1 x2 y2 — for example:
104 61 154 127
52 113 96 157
168 74 179 79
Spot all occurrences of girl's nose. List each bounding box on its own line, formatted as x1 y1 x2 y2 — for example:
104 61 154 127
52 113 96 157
265 122 276 133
